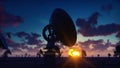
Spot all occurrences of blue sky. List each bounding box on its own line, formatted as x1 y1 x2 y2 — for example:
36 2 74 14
2 0 120 44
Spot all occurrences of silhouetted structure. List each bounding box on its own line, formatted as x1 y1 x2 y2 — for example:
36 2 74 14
108 53 111 57
25 53 28 57
82 50 87 57
42 8 76 57
114 45 120 57
97 54 100 57
1 49 11 58
37 49 44 57
41 8 77 67
0 32 11 57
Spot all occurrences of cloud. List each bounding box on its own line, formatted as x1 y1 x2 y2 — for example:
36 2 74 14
5 36 43 53
0 31 44 55
5 38 22 52
15 31 42 45
89 44 95 49
116 41 120 45
116 32 120 38
15 31 29 38
77 39 118 57
77 39 117 57
79 39 106 50
0 0 23 27
107 46 115 51
76 12 120 38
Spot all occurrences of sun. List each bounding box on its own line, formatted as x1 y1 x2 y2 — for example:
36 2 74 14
68 48 81 57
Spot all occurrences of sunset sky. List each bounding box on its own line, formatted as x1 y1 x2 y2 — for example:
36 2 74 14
0 0 120 57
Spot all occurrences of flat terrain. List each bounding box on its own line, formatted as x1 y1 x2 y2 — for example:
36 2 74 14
0 57 120 68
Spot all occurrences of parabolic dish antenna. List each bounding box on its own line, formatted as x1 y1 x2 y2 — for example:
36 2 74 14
43 8 77 47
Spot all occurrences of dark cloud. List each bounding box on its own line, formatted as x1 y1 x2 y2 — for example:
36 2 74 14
76 12 120 38
116 41 120 45
15 31 29 38
101 3 113 12
15 31 42 45
5 37 21 51
116 32 120 38
79 39 104 50
78 39 115 51
2 31 43 53
0 0 23 27
88 12 100 25
5 36 43 52
97 23 120 36
6 38 20 47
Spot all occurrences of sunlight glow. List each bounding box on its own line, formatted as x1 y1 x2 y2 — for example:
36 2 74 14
68 49 81 57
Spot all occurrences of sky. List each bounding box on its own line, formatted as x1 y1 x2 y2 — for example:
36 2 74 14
0 0 120 57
